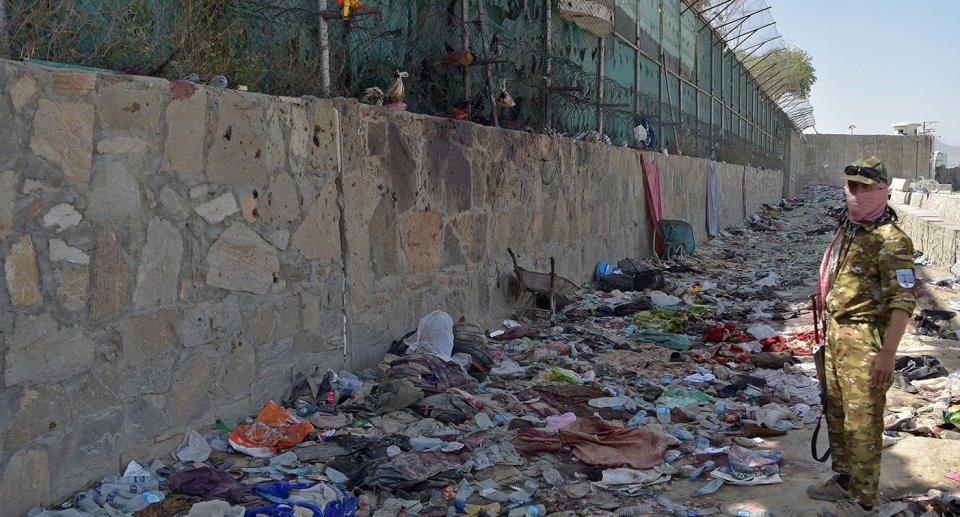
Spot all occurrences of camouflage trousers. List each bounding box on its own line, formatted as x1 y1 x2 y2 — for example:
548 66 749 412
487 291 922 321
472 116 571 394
824 318 892 506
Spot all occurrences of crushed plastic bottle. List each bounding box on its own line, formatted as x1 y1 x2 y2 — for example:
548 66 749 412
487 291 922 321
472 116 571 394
689 460 715 481
694 478 723 496
627 410 648 427
264 451 298 466
656 407 672 424
542 467 563 486
615 505 655 516
663 450 682 463
508 479 539 504
507 504 546 517
588 396 637 412
409 437 465 452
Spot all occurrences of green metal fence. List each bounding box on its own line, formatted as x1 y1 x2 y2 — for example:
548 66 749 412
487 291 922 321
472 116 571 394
5 0 796 168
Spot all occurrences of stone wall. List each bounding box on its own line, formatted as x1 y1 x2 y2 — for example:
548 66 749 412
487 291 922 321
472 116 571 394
793 134 934 188
0 58 783 514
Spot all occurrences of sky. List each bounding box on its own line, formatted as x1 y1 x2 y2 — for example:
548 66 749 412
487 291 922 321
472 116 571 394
770 1 960 146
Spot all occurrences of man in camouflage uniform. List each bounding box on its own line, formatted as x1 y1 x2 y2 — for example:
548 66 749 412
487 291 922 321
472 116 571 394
809 156 917 517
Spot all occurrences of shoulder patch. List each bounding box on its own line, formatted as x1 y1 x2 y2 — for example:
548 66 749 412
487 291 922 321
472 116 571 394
896 268 916 288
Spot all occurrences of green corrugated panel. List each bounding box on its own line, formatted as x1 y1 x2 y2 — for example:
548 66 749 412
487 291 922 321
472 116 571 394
661 0 679 63
681 83 695 115
616 0 636 17
679 3 696 79
637 0 661 55
697 27 711 89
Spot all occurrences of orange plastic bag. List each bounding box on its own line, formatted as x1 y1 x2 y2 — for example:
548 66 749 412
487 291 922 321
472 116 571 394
227 401 314 457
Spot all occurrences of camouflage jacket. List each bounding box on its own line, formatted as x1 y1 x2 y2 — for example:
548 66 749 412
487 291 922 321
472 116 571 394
825 220 917 322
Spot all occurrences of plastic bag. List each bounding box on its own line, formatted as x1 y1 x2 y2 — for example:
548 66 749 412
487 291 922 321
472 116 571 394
403 310 454 357
228 401 315 457
173 430 212 463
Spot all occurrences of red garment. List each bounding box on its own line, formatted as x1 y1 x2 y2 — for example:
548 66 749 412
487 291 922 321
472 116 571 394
703 322 754 343
642 154 663 256
759 335 815 356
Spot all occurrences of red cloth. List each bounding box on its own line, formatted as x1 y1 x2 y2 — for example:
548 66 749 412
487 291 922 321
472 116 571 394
759 335 815 356
641 154 663 256
703 322 754 343
558 416 667 469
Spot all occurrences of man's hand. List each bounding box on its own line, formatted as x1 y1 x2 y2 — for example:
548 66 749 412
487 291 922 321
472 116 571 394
870 350 896 388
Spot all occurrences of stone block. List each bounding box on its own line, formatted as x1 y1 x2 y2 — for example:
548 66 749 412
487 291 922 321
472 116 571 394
52 71 96 95
216 339 256 397
292 181 340 261
161 87 206 175
10 75 38 111
247 302 276 345
267 229 289 250
7 384 71 450
53 266 89 312
453 213 487 263
168 354 212 425
120 353 175 396
133 218 183 310
442 225 464 267
301 291 321 330
98 82 162 134
73 362 121 416
5 234 42 306
207 223 279 294
119 310 178 364
30 99 94 183
123 396 170 450
42 203 82 231
158 186 190 220
0 448 51 516
207 93 267 185
401 209 443 273
265 104 287 172
256 337 293 376
70 407 123 471
241 192 258 223
85 162 142 223
49 238 89 265
288 103 310 158
259 173 299 227
309 99 339 171
387 122 417 212
194 192 238 224
179 296 242 348
0 170 19 237
97 136 149 155
369 194 397 278
278 294 301 339
6 313 95 387
90 230 129 321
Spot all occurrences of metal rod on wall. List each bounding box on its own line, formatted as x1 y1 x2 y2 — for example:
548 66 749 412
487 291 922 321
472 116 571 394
317 0 330 96
544 0 552 128
0 0 9 59
476 0 499 127
699 0 738 33
463 0 471 110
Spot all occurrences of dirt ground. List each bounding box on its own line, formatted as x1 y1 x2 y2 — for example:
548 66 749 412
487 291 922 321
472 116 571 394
645 194 960 516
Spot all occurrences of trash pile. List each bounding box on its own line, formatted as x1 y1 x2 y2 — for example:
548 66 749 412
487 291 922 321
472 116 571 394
28 185 960 517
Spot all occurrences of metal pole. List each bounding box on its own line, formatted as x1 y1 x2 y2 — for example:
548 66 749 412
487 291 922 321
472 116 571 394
317 0 330 96
658 0 664 148
736 35 779 64
598 35 604 134
544 0 552 128
0 0 9 59
463 0 471 110
476 0 499 127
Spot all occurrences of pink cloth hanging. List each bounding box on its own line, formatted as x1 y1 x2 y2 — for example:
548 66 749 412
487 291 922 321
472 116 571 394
641 154 663 256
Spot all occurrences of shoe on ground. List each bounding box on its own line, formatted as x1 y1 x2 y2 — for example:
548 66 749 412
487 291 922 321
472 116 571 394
818 500 877 517
807 474 851 502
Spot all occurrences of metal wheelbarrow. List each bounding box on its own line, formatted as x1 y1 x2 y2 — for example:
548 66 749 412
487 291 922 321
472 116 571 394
507 248 579 320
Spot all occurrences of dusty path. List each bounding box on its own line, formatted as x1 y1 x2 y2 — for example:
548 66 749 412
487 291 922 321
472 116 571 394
636 186 960 516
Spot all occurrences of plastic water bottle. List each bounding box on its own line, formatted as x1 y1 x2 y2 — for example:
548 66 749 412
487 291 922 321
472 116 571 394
714 401 725 416
542 467 563 486
507 504 546 517
74 491 105 514
663 450 682 463
694 479 723 496
689 460 715 481
627 411 647 427
455 483 475 511
615 505 654 516
410 437 446 451
656 407 672 424
672 428 694 440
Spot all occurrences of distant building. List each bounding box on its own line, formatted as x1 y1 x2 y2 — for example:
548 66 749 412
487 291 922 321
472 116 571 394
892 122 922 135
